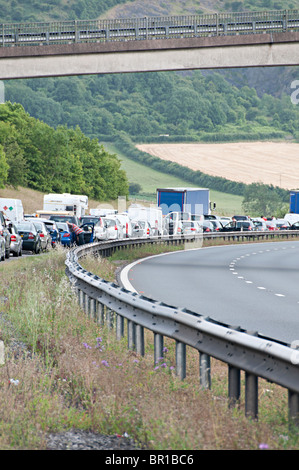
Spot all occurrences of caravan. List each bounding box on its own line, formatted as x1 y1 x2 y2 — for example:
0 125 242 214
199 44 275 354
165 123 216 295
43 193 88 218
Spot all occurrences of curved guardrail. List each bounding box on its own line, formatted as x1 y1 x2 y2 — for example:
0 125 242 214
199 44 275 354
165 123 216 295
2 9 299 47
65 231 299 426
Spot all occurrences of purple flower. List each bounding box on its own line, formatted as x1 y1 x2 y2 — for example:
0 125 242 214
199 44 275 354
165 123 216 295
83 342 92 349
259 443 269 450
101 360 109 367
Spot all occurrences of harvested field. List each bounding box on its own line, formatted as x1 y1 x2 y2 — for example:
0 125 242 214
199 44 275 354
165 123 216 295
136 142 299 190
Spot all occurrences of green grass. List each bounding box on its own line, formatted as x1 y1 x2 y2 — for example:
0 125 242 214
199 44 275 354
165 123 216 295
0 246 297 449
103 142 243 215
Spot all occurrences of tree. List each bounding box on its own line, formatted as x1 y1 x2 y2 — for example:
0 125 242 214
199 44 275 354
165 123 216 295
242 182 284 217
0 145 9 188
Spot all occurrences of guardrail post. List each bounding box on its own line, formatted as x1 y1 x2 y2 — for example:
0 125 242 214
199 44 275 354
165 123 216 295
136 324 145 356
128 320 136 350
228 365 241 407
176 341 186 380
288 390 299 427
199 353 211 389
106 308 114 330
116 314 124 340
245 372 258 420
154 333 164 364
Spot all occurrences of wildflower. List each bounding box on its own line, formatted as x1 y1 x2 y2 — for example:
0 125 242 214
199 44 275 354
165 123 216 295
101 360 109 367
9 378 19 386
83 342 92 349
133 359 139 363
259 443 269 450
161 363 167 368
163 347 168 353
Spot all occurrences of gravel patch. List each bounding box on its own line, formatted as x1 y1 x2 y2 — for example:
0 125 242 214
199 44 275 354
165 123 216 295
46 429 140 450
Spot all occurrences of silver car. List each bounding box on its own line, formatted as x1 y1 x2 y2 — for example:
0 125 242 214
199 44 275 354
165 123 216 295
31 221 51 251
0 234 5 261
8 222 23 257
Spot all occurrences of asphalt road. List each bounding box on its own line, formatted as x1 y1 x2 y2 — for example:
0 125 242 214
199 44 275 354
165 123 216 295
121 240 299 345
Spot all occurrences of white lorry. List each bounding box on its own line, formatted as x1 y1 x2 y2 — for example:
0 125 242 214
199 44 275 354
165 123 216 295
43 193 88 218
0 198 24 223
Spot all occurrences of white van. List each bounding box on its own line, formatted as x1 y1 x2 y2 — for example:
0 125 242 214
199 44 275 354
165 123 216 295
114 213 133 238
128 205 163 236
0 198 24 223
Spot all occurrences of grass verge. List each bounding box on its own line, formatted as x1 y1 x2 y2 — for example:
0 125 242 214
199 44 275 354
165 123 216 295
0 245 297 449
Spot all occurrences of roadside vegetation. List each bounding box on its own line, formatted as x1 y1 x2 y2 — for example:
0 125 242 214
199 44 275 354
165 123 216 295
0 245 298 450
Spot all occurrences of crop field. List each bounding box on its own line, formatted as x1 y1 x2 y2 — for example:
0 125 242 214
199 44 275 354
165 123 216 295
136 141 299 191
104 142 243 215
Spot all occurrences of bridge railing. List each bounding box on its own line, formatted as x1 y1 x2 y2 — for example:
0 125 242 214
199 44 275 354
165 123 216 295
65 231 299 427
2 9 299 47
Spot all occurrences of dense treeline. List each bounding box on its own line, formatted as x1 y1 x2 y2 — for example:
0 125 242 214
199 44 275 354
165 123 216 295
5 71 299 144
0 102 129 199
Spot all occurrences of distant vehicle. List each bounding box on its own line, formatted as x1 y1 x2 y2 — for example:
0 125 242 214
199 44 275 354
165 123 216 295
8 222 23 257
219 217 232 226
181 221 202 235
16 222 42 254
56 222 72 247
115 213 133 238
209 219 224 232
289 221 299 230
264 220 279 231
222 220 255 232
26 217 60 247
80 216 101 225
79 222 95 244
163 211 190 235
252 218 268 231
48 213 79 226
131 220 152 238
274 219 291 230
0 234 5 261
128 205 163 236
43 193 88 218
157 187 212 216
0 198 24 223
93 219 107 241
232 215 250 221
31 220 51 251
89 208 117 217
0 211 11 259
103 217 124 239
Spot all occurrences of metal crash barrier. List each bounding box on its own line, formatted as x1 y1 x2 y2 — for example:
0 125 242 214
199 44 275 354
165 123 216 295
65 232 299 426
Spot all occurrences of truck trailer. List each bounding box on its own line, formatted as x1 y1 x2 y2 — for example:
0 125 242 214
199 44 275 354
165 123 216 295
157 187 212 216
289 190 299 214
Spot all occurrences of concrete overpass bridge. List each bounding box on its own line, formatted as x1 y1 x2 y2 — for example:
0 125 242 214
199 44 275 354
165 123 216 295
1 10 299 79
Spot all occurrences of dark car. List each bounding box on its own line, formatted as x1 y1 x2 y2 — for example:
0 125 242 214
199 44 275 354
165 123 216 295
80 216 101 225
16 222 42 254
232 215 250 221
0 211 11 259
222 220 256 232
289 222 299 230
49 214 79 226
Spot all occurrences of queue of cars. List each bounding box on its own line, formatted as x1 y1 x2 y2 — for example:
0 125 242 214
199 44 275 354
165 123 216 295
1 205 299 261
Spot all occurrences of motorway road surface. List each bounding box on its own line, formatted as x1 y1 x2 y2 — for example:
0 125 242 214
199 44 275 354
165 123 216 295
121 241 299 345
